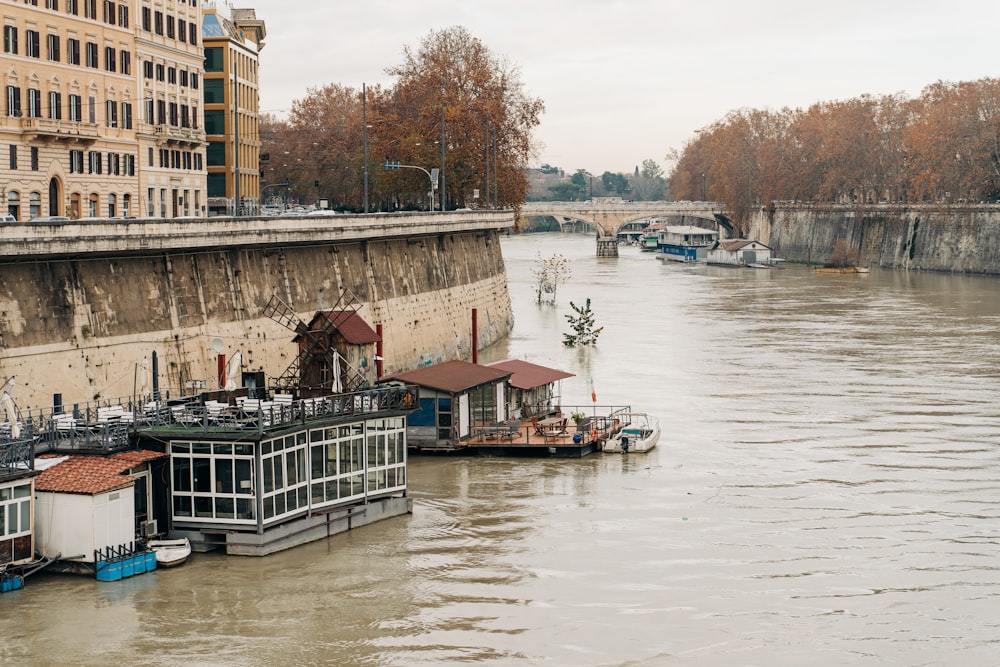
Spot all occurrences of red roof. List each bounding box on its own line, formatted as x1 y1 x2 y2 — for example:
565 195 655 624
294 310 380 345
35 450 166 496
487 359 574 390
386 360 511 393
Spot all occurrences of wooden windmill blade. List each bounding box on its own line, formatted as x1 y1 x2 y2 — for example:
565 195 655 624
263 294 309 336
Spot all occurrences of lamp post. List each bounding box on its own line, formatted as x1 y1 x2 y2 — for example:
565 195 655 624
384 160 436 211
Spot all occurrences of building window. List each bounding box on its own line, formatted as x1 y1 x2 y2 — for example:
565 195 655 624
121 101 132 129
122 192 130 216
188 23 196 45
104 46 115 72
30 147 39 171
194 152 202 171
179 69 188 87
27 89 42 118
117 4 128 27
88 193 97 217
141 6 150 31
207 172 226 197
26 30 40 58
206 142 225 167
3 26 17 55
0 482 32 541
178 19 186 43
86 41 98 68
204 78 223 104
166 15 174 39
204 47 223 73
48 91 62 120
119 49 130 75
147 188 154 216
143 98 153 124
105 99 117 127
83 0 95 20
8 191 20 219
180 105 189 128
204 109 224 135
167 67 176 84
168 102 178 126
6 86 21 118
102 0 114 25
29 192 41 219
69 94 81 121
190 73 199 90
66 0 78 14
88 95 95 123
69 149 83 173
87 150 101 174
47 0 59 10
108 192 116 216
46 34 60 61
9 146 16 170
170 442 256 523
153 11 162 35
155 63 164 81
67 37 80 65
156 99 165 125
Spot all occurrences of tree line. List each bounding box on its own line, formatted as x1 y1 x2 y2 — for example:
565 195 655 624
529 160 668 202
669 78 1000 234
261 27 543 214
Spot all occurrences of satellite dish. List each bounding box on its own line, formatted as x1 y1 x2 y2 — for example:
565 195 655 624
211 338 224 353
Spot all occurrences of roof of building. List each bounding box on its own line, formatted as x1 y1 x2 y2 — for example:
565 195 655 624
34 450 166 496
293 310 381 345
386 360 511 394
487 359 574 390
716 239 771 251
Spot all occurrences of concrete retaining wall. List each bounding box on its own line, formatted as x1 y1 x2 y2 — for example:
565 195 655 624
748 204 1000 275
0 215 514 409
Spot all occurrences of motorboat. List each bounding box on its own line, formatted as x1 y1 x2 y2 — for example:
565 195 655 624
147 537 191 567
603 413 660 453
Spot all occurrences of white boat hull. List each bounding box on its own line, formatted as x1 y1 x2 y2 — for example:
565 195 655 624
148 538 191 567
603 414 660 453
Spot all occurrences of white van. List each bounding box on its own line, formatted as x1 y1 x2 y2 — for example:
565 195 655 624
0 213 16 223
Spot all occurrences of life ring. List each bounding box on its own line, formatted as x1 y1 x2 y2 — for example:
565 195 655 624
402 392 414 408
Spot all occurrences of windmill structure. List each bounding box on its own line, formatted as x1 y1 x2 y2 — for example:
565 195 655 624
263 290 376 395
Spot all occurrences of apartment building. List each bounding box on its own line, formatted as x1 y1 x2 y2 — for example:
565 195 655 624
1 0 135 219
135 0 206 218
202 2 263 216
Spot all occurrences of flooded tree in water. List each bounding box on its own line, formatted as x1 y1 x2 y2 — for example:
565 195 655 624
563 298 603 346
532 253 571 305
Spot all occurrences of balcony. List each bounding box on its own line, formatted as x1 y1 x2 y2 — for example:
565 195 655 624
20 117 99 144
154 124 205 147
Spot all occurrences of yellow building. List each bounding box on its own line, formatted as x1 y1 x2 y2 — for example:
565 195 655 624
0 0 206 220
202 3 263 216
135 0 207 218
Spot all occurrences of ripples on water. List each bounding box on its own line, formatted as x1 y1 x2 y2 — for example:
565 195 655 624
5 233 1000 666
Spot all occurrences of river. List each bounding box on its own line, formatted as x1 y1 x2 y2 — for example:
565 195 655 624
4 232 1000 666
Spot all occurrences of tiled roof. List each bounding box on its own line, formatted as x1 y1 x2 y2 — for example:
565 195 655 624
487 359 574 390
35 450 166 496
294 310 381 345
386 360 511 394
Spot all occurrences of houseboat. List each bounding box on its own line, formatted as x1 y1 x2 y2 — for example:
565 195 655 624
705 239 776 267
657 225 720 262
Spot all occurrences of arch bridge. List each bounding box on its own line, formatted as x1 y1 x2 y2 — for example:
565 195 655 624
520 199 728 237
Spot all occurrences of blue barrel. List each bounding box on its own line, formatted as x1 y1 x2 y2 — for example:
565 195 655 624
1 575 24 593
121 556 136 578
132 552 147 574
96 559 122 581
145 551 158 571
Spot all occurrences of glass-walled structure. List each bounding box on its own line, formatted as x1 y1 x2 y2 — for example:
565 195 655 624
169 416 406 532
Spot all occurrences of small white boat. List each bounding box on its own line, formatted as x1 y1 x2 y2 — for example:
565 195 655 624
603 413 660 453
148 537 191 567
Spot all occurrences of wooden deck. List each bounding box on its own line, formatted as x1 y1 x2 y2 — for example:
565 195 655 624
462 414 622 458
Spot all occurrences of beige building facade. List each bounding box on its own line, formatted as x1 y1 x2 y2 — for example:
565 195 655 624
0 0 206 220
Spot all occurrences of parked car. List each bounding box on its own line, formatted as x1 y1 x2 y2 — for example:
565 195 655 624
0 213 16 223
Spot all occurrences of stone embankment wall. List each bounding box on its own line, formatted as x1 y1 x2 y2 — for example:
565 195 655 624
747 204 1000 275
0 227 512 409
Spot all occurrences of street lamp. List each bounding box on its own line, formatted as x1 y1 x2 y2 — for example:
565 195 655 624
384 160 437 211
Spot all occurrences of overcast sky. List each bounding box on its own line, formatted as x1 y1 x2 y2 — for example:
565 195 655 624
244 0 1000 175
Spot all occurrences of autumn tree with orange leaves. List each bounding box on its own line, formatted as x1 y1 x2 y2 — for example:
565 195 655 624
262 27 543 213
670 78 1000 230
